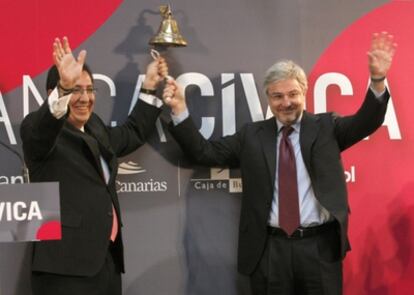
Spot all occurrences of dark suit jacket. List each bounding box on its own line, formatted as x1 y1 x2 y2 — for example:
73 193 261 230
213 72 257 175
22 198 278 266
20 98 160 276
169 88 389 275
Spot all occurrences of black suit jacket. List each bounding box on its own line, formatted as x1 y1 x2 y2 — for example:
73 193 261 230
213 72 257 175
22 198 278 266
170 88 389 275
20 98 161 276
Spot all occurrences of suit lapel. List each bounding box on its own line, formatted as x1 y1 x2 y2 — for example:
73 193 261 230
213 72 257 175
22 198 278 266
258 118 278 187
64 120 109 181
65 122 101 173
300 111 320 173
85 119 121 216
85 120 116 180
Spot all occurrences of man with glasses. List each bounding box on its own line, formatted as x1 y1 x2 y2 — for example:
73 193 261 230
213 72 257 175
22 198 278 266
20 37 168 295
162 32 396 294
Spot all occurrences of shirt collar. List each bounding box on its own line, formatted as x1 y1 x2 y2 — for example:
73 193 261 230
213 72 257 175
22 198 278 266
275 112 303 134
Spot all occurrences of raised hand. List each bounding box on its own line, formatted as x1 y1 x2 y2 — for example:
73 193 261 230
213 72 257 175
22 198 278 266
53 36 87 89
142 57 169 90
367 32 397 79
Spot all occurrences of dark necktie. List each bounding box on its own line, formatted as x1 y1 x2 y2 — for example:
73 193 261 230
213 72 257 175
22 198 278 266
278 126 300 236
84 131 118 241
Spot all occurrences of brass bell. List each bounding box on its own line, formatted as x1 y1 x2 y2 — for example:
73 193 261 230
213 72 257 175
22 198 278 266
149 5 187 47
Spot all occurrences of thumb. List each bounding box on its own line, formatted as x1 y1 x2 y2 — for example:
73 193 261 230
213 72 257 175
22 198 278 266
77 50 87 65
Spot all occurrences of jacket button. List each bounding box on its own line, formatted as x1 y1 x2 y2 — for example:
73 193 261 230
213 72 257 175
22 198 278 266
108 211 113 216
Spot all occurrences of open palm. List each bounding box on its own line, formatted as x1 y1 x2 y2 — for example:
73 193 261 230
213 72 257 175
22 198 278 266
368 32 397 78
53 37 86 89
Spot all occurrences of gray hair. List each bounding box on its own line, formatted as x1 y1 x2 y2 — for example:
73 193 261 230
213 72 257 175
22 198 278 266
263 60 308 94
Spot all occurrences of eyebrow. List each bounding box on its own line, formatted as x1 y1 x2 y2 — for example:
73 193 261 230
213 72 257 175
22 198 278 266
74 85 94 88
270 90 300 94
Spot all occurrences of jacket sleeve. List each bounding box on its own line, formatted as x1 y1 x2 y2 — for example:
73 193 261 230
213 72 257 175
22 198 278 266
169 116 243 168
20 99 66 162
333 88 390 151
108 99 162 157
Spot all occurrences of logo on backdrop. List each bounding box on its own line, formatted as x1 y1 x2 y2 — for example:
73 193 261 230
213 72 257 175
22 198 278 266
116 161 168 193
0 174 24 185
0 201 42 222
118 161 146 175
0 182 61 242
190 167 242 194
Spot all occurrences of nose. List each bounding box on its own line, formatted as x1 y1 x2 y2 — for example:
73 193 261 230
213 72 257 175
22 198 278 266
78 90 90 101
281 96 292 107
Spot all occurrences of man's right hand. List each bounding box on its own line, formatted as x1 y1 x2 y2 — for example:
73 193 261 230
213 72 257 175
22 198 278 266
142 57 169 90
163 79 187 115
53 36 87 90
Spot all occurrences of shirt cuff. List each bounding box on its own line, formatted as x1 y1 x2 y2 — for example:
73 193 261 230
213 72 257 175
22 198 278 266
139 92 163 108
48 88 70 119
171 108 189 126
369 85 386 100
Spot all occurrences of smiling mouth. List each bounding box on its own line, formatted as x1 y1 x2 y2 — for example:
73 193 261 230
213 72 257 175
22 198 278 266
74 105 90 111
281 109 295 114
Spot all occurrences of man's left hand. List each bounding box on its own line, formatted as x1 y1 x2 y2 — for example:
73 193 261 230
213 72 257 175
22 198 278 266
368 31 397 79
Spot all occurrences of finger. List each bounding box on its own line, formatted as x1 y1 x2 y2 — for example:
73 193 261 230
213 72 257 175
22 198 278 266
158 60 169 77
164 83 176 95
53 39 65 66
54 38 65 58
163 91 174 103
390 42 397 57
382 33 394 52
370 32 380 51
371 32 388 51
171 79 179 89
164 91 174 100
382 35 397 60
158 59 168 70
52 51 60 65
165 78 175 87
163 84 175 95
147 59 158 71
53 43 60 61
378 31 387 43
159 66 169 78
62 36 72 54
385 33 394 45
380 32 395 52
157 61 167 70
366 51 376 65
378 31 390 49
77 50 87 65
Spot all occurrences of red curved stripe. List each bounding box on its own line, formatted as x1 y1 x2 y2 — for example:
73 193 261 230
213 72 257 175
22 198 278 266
0 0 122 93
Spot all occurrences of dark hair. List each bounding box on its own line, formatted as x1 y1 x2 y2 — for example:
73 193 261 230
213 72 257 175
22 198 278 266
46 64 94 92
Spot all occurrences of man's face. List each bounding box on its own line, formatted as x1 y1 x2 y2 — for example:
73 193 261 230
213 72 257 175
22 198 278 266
267 79 306 126
67 71 95 129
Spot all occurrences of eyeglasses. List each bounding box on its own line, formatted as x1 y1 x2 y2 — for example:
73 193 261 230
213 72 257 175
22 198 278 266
72 87 97 96
268 90 301 101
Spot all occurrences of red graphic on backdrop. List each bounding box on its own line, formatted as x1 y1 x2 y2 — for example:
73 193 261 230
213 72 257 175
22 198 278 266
0 0 122 94
308 1 414 294
36 220 62 241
